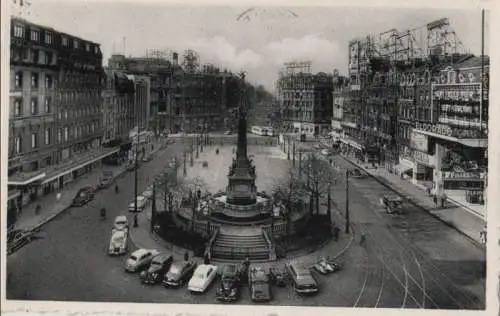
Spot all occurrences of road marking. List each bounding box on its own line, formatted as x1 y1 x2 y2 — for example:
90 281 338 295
353 248 370 307
374 262 385 308
400 252 409 308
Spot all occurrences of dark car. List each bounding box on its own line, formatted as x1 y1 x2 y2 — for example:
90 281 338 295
215 264 241 302
162 261 198 288
285 263 318 295
97 171 114 189
7 229 35 255
380 195 404 214
72 187 95 207
249 267 272 302
140 253 173 285
269 267 287 287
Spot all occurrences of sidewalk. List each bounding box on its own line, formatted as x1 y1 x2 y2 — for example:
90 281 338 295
14 138 166 232
339 154 485 246
14 163 127 232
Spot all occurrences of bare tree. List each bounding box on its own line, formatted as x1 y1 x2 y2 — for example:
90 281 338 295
180 176 209 233
300 152 337 216
271 167 307 244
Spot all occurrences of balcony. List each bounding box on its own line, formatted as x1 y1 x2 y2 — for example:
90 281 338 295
11 113 57 128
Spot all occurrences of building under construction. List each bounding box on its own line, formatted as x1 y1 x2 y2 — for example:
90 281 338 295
275 61 333 136
343 18 470 164
108 49 241 134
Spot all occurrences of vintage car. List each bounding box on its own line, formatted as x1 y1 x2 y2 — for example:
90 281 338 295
380 195 404 214
113 215 129 231
72 187 95 207
269 267 287 287
162 260 198 288
140 253 173 285
97 171 114 189
351 168 365 178
128 196 148 212
249 267 272 302
312 257 341 275
7 229 36 255
285 263 319 295
125 248 159 272
142 189 153 200
216 264 241 302
188 264 218 293
108 229 128 256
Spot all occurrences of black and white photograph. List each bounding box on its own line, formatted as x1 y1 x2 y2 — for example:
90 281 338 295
1 0 494 315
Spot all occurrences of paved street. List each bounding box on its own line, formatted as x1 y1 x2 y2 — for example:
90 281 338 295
6 142 485 309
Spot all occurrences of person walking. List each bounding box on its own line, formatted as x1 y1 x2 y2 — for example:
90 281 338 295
184 252 189 262
441 194 447 208
433 195 438 208
359 232 366 246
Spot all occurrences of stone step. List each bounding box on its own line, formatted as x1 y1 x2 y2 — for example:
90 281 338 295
216 235 264 241
214 241 268 248
213 251 269 261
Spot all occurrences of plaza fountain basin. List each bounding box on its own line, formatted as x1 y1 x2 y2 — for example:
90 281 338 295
208 192 273 219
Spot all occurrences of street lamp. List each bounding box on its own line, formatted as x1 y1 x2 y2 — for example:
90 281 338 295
183 150 187 176
345 170 350 234
292 141 296 166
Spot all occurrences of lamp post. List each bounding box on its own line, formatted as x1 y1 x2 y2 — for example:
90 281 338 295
345 170 350 234
196 134 199 158
298 151 302 176
151 181 157 233
292 141 296 166
287 136 290 160
183 150 187 176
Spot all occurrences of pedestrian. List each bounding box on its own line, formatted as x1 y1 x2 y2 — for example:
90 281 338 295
441 194 446 208
184 252 189 262
333 226 340 241
433 195 438 208
359 233 366 246
133 214 139 227
204 252 210 264
56 192 61 202
426 187 431 196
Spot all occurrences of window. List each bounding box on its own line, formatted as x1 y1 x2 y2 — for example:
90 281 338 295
14 98 22 116
15 137 22 154
94 46 99 54
45 32 52 44
45 75 53 89
85 43 90 51
14 24 24 38
30 98 38 115
45 97 51 113
62 36 68 47
73 39 79 49
31 49 39 64
56 129 61 143
15 72 23 88
31 73 39 88
64 127 68 141
45 128 51 145
64 109 68 119
31 133 38 149
30 30 40 42
45 52 52 65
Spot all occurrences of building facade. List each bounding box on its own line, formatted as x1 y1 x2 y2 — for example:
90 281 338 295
276 62 333 136
331 70 349 137
7 17 109 227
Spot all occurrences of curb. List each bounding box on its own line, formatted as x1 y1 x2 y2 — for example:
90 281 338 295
338 154 484 249
26 168 128 233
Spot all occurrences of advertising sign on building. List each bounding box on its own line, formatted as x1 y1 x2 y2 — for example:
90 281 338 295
410 131 429 153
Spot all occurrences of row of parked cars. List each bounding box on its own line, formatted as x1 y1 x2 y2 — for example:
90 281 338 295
128 185 154 212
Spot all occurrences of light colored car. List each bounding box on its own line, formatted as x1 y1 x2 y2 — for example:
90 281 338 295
321 148 330 156
128 196 147 212
125 248 159 272
108 229 128 256
113 215 129 231
188 264 218 293
142 190 153 200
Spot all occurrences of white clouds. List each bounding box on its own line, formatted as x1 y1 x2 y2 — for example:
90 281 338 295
263 34 343 69
182 36 263 70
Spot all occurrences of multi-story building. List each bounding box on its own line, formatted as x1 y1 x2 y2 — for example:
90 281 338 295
331 70 349 138
410 55 488 218
276 61 333 136
7 17 109 227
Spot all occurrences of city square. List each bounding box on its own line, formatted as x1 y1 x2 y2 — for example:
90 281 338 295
3 2 489 313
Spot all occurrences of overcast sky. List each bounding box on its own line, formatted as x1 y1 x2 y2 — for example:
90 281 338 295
11 1 490 90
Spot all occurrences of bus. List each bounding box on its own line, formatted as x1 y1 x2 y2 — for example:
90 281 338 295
251 126 268 136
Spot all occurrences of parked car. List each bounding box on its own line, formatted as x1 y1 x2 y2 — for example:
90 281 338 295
380 195 404 214
7 229 35 255
113 215 129 231
163 260 198 288
142 155 152 162
188 264 218 293
249 267 272 302
97 171 114 189
72 187 95 206
140 253 173 285
216 264 241 302
312 258 341 275
320 148 330 156
142 189 153 200
224 130 232 135
285 263 318 295
125 249 159 272
108 229 128 256
128 196 148 212
269 267 287 287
